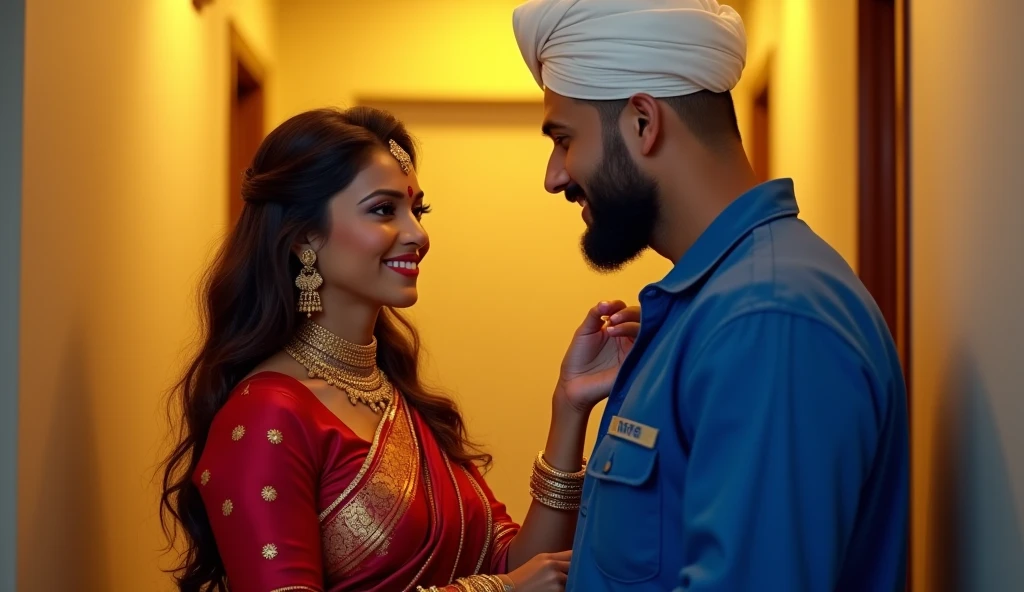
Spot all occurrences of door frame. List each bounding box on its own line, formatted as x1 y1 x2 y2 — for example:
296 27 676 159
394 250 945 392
749 52 774 185
228 23 266 228
857 0 911 587
858 0 910 395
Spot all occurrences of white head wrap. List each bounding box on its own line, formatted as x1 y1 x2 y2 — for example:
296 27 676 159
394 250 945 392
512 0 747 100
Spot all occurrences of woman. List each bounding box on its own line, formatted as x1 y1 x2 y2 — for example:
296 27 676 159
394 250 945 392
160 106 639 592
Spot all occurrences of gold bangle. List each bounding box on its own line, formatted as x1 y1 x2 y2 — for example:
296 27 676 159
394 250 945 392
530 451 585 511
530 495 581 511
453 576 505 592
531 481 582 499
531 472 583 493
535 451 587 480
529 485 582 510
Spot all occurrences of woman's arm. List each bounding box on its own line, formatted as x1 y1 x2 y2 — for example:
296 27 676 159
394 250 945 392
506 301 641 570
195 386 325 592
505 397 589 570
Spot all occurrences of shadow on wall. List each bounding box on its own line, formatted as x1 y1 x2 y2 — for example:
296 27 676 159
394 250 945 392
19 324 110 591
930 349 1024 592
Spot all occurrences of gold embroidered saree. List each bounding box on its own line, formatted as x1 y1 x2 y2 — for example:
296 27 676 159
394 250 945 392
196 372 519 592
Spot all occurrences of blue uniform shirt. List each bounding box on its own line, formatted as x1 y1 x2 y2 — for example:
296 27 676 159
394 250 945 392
567 179 908 592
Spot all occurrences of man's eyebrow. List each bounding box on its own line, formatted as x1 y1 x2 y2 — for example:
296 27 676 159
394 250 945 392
541 120 571 137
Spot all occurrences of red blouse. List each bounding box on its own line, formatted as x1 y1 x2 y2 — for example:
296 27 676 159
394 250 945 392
193 372 519 592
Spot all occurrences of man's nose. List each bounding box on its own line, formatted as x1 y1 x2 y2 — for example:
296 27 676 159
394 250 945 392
544 151 571 194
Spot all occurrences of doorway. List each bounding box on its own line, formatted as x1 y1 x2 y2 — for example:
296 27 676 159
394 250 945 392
751 76 771 184
857 0 910 589
228 24 265 229
858 0 910 389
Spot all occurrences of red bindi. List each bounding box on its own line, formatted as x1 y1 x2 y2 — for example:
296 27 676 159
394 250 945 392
407 186 414 197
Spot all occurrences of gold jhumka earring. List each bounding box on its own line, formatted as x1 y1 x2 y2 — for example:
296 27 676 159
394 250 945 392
295 249 323 317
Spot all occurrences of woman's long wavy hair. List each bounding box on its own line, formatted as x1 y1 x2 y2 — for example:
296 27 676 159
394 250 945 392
160 106 490 592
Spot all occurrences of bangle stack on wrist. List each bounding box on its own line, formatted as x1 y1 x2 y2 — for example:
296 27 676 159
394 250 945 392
529 451 586 511
417 574 514 592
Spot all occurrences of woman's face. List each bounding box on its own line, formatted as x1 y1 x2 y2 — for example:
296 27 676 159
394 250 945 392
306 147 430 310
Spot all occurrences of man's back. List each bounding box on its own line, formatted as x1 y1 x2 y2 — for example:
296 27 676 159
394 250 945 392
567 179 908 591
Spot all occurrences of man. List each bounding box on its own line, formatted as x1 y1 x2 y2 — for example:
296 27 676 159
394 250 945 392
511 1 909 591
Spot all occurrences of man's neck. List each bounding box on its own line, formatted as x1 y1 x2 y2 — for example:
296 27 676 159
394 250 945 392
651 150 759 264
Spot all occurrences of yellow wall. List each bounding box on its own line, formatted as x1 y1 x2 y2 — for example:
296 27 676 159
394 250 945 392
733 0 859 270
19 1 275 590
271 0 542 124
909 1 1024 590
273 1 671 519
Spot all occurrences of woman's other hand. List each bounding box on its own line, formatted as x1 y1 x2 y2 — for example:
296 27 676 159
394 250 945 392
506 550 572 592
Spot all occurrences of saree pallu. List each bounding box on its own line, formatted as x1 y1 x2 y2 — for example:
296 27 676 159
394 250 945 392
195 372 519 592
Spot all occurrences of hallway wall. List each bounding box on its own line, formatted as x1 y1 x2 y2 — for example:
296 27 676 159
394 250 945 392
909 1 1024 590
19 1 275 590
733 0 859 271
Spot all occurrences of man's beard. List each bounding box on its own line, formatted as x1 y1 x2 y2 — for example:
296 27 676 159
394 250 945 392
570 129 660 273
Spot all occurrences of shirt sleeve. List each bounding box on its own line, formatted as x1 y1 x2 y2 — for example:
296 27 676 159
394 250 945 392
675 311 880 592
194 386 324 592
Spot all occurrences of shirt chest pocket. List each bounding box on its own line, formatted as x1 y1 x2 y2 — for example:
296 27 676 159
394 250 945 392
585 435 662 583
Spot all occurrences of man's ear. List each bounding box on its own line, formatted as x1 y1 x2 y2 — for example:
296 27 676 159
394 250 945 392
626 93 661 156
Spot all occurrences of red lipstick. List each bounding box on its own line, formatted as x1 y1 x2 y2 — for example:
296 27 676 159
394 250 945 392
382 253 421 277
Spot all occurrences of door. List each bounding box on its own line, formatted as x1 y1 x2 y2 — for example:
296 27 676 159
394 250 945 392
229 24 265 229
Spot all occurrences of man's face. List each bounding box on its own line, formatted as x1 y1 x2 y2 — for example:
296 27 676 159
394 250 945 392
541 89 659 272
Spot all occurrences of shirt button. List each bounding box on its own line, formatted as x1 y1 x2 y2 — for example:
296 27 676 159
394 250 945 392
602 460 612 473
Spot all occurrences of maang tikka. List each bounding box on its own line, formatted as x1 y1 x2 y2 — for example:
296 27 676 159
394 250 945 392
295 249 323 317
388 139 412 174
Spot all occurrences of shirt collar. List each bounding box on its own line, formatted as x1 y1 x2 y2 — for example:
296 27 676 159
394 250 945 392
652 178 800 294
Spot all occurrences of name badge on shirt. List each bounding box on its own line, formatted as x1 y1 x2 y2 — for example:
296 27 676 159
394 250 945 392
608 416 659 449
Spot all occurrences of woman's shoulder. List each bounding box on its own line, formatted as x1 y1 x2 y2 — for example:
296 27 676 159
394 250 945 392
193 372 327 507
235 370 314 401
212 371 325 440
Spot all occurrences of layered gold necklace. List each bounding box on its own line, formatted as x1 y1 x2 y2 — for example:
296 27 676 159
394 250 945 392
284 320 394 413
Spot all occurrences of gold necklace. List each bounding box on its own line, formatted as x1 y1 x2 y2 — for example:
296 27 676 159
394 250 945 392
284 321 394 413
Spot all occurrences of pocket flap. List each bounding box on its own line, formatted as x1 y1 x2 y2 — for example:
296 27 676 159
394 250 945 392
587 437 658 487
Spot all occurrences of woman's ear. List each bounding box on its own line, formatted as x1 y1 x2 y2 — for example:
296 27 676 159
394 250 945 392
292 233 325 257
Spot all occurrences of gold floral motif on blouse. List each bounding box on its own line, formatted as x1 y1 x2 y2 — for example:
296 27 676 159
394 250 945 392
320 397 420 576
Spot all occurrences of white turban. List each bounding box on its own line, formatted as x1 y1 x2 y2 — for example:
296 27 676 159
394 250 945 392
512 0 747 100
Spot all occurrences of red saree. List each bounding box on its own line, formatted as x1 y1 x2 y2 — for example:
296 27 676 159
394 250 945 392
194 372 520 592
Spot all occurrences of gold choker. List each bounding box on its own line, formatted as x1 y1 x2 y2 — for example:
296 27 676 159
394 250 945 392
285 321 393 413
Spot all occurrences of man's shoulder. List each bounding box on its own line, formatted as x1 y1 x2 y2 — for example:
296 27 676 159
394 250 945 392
682 218 892 362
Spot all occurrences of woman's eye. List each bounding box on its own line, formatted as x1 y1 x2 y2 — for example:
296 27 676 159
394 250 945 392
414 203 433 219
370 203 396 216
